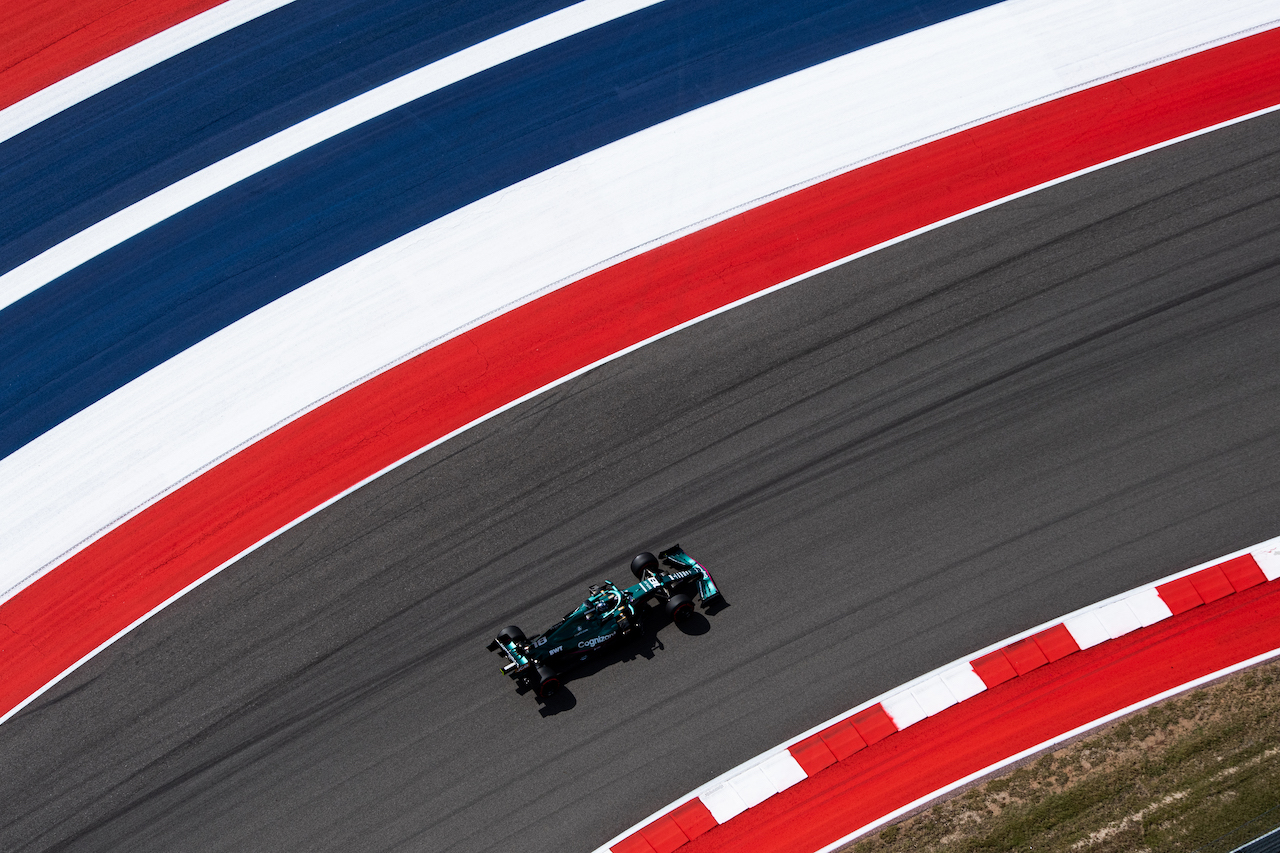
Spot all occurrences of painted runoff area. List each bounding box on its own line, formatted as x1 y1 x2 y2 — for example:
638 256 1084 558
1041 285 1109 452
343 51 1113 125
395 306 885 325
0 0 664 305
2 16 1280 727
597 537 1280 853
1 2 1277 606
0 0 999 312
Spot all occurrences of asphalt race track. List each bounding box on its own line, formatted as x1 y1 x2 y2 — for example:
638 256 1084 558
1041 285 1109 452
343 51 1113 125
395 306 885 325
2 109 1278 853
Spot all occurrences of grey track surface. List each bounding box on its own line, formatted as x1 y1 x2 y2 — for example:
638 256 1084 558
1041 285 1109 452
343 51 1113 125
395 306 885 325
3 112 1279 853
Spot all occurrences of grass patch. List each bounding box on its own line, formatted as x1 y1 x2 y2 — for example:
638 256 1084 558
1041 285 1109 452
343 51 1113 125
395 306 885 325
841 659 1280 853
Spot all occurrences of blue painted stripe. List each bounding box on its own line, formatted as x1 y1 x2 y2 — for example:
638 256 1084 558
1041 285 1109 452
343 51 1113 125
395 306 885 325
0 0 998 464
0 0 582 277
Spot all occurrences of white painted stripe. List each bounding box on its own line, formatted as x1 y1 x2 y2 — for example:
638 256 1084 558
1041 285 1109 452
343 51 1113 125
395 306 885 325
882 691 929 729
1064 612 1111 650
761 752 808 792
940 665 987 703
1096 600 1143 639
910 675 960 717
1125 588 1175 626
0 0 664 313
2 0 1278 602
700 784 749 824
593 537 1280 853
0 0 299 146
1254 537 1280 581
1235 825 1280 853
729 766 779 809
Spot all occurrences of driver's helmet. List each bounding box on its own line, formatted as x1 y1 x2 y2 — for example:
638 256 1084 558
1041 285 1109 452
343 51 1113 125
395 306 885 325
591 583 617 614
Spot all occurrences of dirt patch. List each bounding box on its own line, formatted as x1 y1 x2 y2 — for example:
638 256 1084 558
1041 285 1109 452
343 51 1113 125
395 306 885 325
840 659 1280 853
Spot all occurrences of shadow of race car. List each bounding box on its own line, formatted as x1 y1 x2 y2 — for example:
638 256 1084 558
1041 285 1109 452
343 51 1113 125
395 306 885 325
486 545 722 699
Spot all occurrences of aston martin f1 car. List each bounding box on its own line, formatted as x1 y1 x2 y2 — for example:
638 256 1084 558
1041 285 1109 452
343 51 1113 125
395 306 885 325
486 545 721 699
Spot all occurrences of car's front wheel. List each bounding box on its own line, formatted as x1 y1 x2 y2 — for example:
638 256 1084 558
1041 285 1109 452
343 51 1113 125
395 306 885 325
631 552 659 579
665 593 694 624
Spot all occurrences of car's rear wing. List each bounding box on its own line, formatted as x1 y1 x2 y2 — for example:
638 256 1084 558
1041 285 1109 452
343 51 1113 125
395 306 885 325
486 635 530 677
659 544 722 604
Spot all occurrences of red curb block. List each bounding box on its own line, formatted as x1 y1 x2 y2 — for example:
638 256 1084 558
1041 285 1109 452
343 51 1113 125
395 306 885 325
1002 638 1049 676
1190 565 1236 603
1157 577 1205 615
639 815 688 853
820 721 868 761
791 736 839 776
1220 554 1266 591
613 834 657 853
669 800 718 842
849 705 897 745
971 649 1018 688
1030 625 1079 663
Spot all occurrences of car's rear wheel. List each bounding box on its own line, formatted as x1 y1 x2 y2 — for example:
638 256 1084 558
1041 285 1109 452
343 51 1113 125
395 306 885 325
535 665 560 699
498 626 525 643
665 593 694 623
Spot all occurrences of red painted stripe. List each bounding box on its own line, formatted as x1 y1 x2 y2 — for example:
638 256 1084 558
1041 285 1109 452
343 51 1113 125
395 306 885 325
677 577 1280 853
0 0 229 112
3 28 1280 721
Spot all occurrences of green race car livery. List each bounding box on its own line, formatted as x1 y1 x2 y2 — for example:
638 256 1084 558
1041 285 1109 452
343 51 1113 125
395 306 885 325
486 545 721 699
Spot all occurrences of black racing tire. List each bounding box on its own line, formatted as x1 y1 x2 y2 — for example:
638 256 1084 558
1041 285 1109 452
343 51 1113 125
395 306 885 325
498 626 525 643
631 552 659 579
665 593 694 623
535 665 561 699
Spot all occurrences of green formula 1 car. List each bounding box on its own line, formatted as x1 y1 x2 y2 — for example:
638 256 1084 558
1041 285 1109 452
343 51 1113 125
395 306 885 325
486 545 721 699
